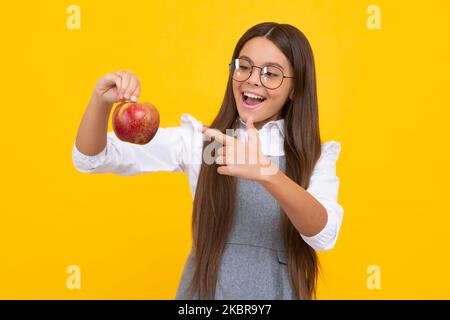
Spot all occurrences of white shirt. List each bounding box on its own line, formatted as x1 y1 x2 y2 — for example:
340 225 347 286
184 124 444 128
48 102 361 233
72 113 344 252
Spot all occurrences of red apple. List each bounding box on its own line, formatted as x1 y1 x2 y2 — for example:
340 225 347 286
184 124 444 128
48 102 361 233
112 101 160 144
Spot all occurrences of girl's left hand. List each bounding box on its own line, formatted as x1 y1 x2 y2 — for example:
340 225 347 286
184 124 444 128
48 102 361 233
198 116 279 181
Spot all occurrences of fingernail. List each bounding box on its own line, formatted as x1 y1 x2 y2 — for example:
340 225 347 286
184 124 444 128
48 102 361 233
131 95 137 102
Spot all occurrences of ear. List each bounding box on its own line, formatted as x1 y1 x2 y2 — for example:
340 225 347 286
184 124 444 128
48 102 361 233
289 88 294 101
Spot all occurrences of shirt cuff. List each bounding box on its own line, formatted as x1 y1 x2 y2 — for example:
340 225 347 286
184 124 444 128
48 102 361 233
72 140 108 171
299 200 344 251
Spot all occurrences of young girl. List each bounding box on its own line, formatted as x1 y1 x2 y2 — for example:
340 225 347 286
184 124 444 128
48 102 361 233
72 22 343 300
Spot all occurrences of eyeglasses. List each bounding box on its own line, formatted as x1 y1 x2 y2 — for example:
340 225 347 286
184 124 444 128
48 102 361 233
228 58 294 90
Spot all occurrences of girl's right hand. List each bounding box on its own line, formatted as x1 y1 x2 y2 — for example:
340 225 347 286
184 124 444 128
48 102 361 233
93 70 141 105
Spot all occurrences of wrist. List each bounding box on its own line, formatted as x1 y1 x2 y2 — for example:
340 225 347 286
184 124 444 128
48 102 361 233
257 161 281 185
91 91 113 110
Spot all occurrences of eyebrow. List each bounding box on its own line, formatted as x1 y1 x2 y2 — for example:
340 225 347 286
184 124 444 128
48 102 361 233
239 55 285 71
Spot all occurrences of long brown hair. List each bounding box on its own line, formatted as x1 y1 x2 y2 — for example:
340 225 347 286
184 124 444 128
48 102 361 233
186 22 323 300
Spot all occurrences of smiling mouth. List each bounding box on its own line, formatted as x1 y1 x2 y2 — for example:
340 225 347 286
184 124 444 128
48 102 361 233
241 93 266 109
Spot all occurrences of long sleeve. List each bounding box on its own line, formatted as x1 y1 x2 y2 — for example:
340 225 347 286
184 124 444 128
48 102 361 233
300 141 344 251
71 113 201 176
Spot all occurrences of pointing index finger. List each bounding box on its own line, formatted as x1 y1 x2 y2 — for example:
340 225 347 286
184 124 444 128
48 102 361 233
199 126 234 145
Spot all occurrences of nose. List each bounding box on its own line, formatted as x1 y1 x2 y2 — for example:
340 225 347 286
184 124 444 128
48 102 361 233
246 66 262 87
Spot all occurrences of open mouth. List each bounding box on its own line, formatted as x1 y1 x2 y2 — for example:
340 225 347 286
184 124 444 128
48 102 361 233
241 92 266 109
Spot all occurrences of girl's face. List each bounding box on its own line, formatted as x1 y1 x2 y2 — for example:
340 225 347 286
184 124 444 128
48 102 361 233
232 36 294 129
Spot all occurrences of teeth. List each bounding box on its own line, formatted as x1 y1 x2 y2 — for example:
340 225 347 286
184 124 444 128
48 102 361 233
243 92 265 100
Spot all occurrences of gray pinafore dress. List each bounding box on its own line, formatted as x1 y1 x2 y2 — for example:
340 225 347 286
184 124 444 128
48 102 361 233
175 155 296 300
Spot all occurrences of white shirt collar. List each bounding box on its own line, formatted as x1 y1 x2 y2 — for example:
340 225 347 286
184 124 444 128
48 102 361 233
235 116 285 156
236 116 285 137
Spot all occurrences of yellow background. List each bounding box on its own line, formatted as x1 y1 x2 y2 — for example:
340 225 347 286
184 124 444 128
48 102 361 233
0 0 449 299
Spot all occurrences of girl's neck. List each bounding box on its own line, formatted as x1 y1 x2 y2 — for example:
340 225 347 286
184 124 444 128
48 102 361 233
254 112 281 130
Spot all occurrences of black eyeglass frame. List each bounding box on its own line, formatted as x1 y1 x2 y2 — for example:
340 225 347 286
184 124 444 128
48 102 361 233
228 58 294 90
